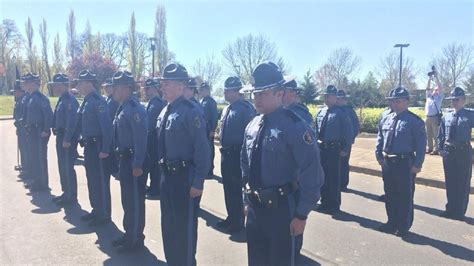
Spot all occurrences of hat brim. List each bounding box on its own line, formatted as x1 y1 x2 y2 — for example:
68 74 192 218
446 93 470 100
48 81 70 85
74 79 96 82
385 96 410 100
158 77 189 81
224 86 243 91
239 84 255 94
337 94 351 98
248 79 286 93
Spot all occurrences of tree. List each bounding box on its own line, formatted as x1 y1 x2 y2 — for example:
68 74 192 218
128 12 138 77
222 34 287 84
52 32 64 73
351 72 384 108
101 33 128 68
463 67 474 94
431 43 474 89
299 69 318 104
315 47 361 89
0 19 23 94
38 19 52 94
154 5 173 76
66 9 78 61
25 17 35 72
67 53 117 85
377 51 418 95
192 53 222 88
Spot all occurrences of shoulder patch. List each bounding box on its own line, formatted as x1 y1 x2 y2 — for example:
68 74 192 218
303 130 314 145
194 116 201 128
283 108 302 122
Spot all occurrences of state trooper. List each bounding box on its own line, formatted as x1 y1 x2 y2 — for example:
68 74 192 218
21 73 54 191
156 63 211 266
50 73 79 205
377 89 395 202
336 89 360 191
217 76 255 233
102 78 119 180
143 78 166 198
282 76 313 125
437 87 473 221
76 69 113 226
12 83 27 176
375 87 426 237
185 78 202 108
110 71 148 253
241 62 324 266
198 82 218 178
315 85 353 214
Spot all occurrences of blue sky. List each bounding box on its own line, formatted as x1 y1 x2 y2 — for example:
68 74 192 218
1 0 473 87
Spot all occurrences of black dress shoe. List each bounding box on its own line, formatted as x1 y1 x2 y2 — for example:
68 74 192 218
377 223 397 234
116 242 145 253
89 218 111 227
378 194 386 201
317 205 333 214
395 229 409 237
216 219 231 228
112 236 128 247
226 224 244 233
81 212 96 221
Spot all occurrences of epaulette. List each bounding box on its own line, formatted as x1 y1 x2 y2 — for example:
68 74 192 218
283 108 302 122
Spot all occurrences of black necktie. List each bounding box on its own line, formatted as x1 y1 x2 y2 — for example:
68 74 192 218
219 105 232 143
385 115 399 153
318 110 330 140
158 106 171 160
249 116 266 189
113 105 123 148
449 113 458 141
52 99 60 128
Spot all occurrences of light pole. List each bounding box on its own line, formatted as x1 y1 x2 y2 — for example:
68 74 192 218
150 37 156 77
394 43 410 87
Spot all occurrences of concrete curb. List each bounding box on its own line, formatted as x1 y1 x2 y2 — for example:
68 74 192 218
0 116 13 121
350 165 474 194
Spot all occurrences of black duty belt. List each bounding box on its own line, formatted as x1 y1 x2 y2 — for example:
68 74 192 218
444 142 471 152
383 152 413 161
220 145 241 154
317 140 343 150
115 148 134 159
52 128 65 135
159 158 192 176
79 136 102 147
244 182 298 209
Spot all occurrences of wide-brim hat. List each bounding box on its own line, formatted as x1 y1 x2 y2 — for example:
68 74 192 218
143 78 159 89
224 76 243 91
74 69 97 82
336 89 350 98
112 71 136 86
248 62 285 93
386 87 410 100
20 72 40 83
48 73 70 85
199 82 210 91
159 63 189 81
446 86 471 99
321 85 338 95
282 75 298 91
102 78 113 87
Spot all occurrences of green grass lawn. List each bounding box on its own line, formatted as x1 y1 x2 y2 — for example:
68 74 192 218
0 95 58 116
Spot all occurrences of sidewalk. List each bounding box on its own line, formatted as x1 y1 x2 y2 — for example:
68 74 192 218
0 115 12 120
350 135 474 194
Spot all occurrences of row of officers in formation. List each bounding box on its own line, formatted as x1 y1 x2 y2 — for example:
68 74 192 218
12 60 473 266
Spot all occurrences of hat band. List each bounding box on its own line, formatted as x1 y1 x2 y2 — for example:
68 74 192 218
253 79 285 90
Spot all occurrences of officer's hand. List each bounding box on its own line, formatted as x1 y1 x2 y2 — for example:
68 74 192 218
62 141 71 148
410 166 421 174
190 187 203 198
290 218 306 236
40 131 50 138
133 168 143 177
98 152 109 159
340 151 348 157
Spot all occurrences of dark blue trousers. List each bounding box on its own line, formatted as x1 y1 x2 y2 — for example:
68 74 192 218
220 148 244 226
382 157 415 232
55 132 78 201
27 126 49 189
320 147 342 210
443 147 472 216
246 195 296 266
160 171 200 266
146 132 161 193
340 145 352 190
84 141 111 219
208 137 215 176
18 129 28 173
119 157 146 245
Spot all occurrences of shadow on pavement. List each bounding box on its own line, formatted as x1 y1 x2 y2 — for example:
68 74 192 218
347 188 474 225
63 203 96 235
29 189 62 214
296 254 322 266
198 208 246 243
401 232 474 262
331 210 384 231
